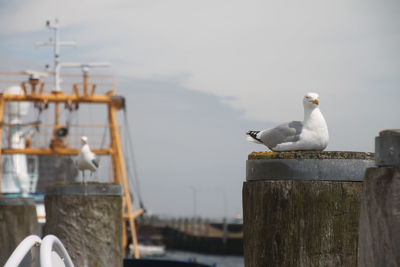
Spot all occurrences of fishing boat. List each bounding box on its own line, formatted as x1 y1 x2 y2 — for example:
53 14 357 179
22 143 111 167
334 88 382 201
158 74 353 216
0 19 215 267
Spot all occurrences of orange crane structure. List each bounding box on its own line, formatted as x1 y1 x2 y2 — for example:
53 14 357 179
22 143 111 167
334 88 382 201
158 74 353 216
0 20 143 258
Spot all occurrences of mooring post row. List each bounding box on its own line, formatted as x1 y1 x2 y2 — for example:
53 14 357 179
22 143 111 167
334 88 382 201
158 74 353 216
358 129 400 267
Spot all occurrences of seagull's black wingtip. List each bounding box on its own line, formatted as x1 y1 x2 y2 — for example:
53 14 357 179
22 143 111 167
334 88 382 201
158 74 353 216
246 130 262 142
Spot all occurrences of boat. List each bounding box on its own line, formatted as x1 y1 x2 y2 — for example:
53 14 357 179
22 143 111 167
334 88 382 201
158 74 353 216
136 244 166 258
124 258 215 267
0 19 215 267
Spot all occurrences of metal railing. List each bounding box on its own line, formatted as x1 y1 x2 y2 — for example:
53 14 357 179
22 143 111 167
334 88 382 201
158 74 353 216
4 235 75 267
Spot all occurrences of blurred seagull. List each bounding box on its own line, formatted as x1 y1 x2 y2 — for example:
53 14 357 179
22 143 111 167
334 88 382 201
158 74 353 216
76 136 99 182
246 92 329 151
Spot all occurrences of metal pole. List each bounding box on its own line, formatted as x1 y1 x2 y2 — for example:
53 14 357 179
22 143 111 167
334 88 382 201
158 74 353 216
215 187 228 219
0 95 5 192
215 187 228 246
36 19 77 91
53 19 60 91
187 185 197 219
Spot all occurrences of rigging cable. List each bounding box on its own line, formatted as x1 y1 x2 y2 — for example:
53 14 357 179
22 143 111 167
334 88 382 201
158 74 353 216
123 107 145 210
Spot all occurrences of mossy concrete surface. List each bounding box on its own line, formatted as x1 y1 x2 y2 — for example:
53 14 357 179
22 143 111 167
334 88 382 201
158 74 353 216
44 183 123 267
248 151 374 160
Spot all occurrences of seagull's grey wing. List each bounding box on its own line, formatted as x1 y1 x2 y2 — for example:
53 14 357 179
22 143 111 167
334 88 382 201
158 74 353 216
259 121 303 149
92 158 99 168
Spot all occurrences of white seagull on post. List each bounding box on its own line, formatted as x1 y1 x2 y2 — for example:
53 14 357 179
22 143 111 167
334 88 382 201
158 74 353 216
246 92 329 151
76 136 99 182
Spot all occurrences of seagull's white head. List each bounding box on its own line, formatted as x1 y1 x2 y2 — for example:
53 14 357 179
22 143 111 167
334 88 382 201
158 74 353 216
303 92 320 108
81 136 88 145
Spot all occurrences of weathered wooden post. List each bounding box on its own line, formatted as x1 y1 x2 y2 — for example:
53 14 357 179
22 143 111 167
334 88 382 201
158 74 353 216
0 198 39 266
243 151 374 267
358 129 400 266
44 183 123 267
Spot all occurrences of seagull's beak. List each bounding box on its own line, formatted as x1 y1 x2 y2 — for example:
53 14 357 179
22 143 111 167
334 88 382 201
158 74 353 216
311 99 320 105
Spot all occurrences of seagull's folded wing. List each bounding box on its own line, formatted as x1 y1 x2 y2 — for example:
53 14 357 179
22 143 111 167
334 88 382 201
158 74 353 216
260 121 303 148
92 158 99 168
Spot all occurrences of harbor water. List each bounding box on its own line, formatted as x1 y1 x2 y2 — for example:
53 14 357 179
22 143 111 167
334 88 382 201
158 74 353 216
163 250 244 267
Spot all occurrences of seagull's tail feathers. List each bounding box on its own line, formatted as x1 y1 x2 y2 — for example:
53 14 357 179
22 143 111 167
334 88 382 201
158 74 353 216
246 130 263 144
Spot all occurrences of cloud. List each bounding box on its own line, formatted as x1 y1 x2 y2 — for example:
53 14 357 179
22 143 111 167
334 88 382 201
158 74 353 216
1 1 399 127
1 1 399 117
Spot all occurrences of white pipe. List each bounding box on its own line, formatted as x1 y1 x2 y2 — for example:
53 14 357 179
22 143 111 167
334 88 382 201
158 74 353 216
4 235 41 267
54 62 110 90
40 235 75 267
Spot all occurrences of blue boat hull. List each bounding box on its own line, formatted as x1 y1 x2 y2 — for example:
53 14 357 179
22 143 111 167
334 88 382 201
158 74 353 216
124 258 214 267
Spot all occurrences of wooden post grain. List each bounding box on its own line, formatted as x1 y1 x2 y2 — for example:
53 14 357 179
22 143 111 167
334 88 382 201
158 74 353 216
358 129 400 266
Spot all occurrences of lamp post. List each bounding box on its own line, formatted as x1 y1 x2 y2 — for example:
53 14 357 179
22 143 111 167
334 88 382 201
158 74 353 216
215 187 228 246
187 185 197 219
215 187 228 219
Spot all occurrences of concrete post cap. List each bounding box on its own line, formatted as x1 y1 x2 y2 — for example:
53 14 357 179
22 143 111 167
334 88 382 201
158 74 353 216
379 129 400 136
246 151 374 181
375 129 400 167
45 182 122 196
0 198 36 206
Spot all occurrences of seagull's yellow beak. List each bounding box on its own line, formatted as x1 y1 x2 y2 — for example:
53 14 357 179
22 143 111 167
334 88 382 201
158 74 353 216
311 99 320 105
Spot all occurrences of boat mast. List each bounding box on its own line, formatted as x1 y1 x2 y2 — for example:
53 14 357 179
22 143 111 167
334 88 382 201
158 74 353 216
36 19 77 92
36 20 109 141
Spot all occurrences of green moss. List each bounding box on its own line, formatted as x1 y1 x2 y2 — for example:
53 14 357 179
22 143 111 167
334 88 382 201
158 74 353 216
51 181 119 186
248 151 374 160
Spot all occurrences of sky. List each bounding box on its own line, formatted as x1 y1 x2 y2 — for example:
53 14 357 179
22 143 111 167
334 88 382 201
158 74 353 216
0 0 399 218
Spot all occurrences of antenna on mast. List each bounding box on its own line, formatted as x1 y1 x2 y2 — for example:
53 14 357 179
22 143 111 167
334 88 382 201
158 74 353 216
36 19 109 92
36 18 77 91
61 63 110 96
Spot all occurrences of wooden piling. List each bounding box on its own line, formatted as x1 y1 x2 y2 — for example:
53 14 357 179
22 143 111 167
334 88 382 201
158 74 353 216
44 183 123 267
358 129 400 266
243 151 374 267
0 198 39 266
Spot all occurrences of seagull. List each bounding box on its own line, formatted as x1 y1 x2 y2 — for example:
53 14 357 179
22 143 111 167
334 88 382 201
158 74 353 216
246 92 329 151
76 136 99 182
